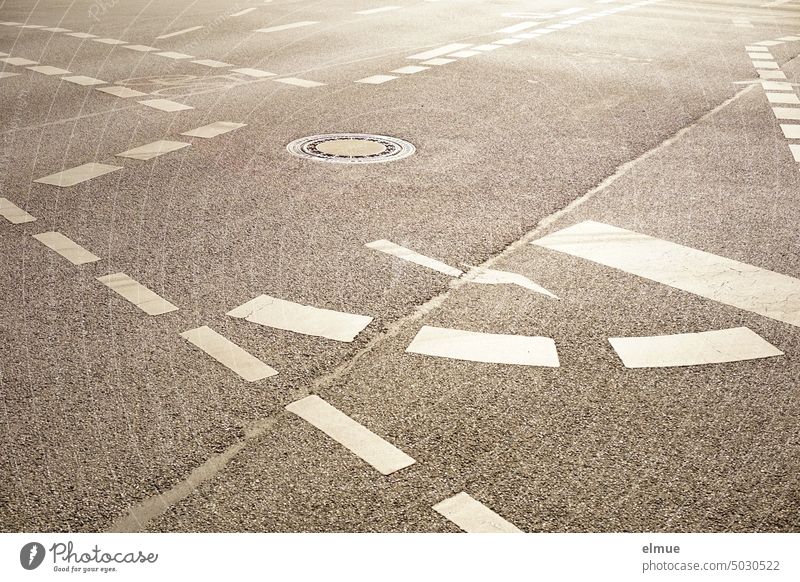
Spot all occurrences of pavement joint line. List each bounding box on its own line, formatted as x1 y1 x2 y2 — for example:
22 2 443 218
32 231 101 265
433 492 523 533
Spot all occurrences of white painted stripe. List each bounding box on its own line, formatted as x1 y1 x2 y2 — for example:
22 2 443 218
138 98 193 112
62 75 106 86
748 52 775 59
97 273 178 315
557 7 585 15
755 40 783 46
231 67 276 77
192 59 233 68
124 45 159 52
96 85 147 98
93 38 127 45
753 61 779 69
1 57 38 66
421 57 455 65
780 123 800 138
230 7 258 17
448 50 481 58
496 21 537 34
181 121 246 138
32 231 100 265
27 65 70 75
66 32 97 38
180 326 277 381
406 325 560 367
156 26 204 39
533 221 800 328
116 140 190 160
355 6 401 15
156 51 194 59
761 81 792 91
462 265 558 298
408 43 471 60
773 107 800 119
254 21 317 34
391 65 428 74
34 162 121 187
0 198 36 224
285 395 415 475
272 77 325 87
532 28 556 34
433 492 522 533
19 24 45 28
365 239 463 277
493 38 524 45
759 70 787 79
0 72 19 79
778 36 800 41
790 144 800 162
746 46 770 52
472 44 503 51
766 92 800 104
549 23 572 29
42 27 70 32
609 327 783 368
227 295 373 342
356 74 398 84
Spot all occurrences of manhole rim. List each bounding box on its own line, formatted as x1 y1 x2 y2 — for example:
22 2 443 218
286 132 416 164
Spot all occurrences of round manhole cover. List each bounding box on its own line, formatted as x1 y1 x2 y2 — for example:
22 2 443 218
286 133 415 164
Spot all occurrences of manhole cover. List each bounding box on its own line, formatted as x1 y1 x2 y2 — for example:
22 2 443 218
286 133 415 164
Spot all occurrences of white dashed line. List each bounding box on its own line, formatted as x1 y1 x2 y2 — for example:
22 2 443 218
781 124 800 138
96 85 148 98
493 38 524 45
759 70 787 80
0 198 36 224
472 44 503 51
181 121 246 138
227 295 373 342
273 77 325 87
116 140 191 161
408 43 472 60
231 67 276 77
448 50 481 58
1 57 39 66
533 221 800 328
61 75 106 86
421 57 455 65
766 92 800 104
27 65 70 75
254 21 317 34
32 231 100 265
496 21 538 34
761 81 792 91
0 72 19 79
97 273 178 315
391 65 429 74
93 38 127 45
285 395 415 475
66 32 97 39
406 325 560 367
462 265 558 298
34 162 121 187
557 7 585 15
755 40 783 46
156 26 204 39
753 61 779 69
609 327 783 368
138 98 193 112
366 239 463 277
124 45 160 52
180 326 277 381
433 492 523 533
230 7 258 17
789 144 800 161
773 107 800 120
193 59 233 68
42 27 70 32
156 51 194 59
356 74 398 84
746 46 770 52
355 6 401 15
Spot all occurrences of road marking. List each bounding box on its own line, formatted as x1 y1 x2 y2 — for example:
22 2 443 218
192 59 233 67
790 144 800 161
230 7 258 17
231 67 276 77
391 65 428 74
0 72 20 79
462 265 558 298
273 77 325 87
355 6 401 15
157 51 194 59
761 81 792 91
766 92 800 104
746 46 770 52
609 327 783 368
448 50 481 57
493 38 524 45
532 28 556 34
365 239 463 277
780 123 800 138
227 295 373 342
181 121 246 138
96 85 148 98
1 57 39 66
0 198 36 224
421 57 455 65
138 98 193 112
533 221 800 328
116 140 191 160
124 45 160 52
496 21 538 34
180 326 277 381
773 107 800 119
93 38 127 45
433 492 522 533
549 23 572 29
753 61 779 69
34 162 121 187
406 325 560 367
20 24 46 28
156 26 204 39
761 0 794 6
557 7 585 15
62 75 106 86
356 74 398 84
472 44 502 51
778 36 800 41
408 43 471 60
755 40 783 46
759 70 787 79
97 273 178 315
285 395 415 475
27 65 70 75
254 21 317 34
42 27 70 32
748 52 774 59
32 231 100 265
67 32 97 38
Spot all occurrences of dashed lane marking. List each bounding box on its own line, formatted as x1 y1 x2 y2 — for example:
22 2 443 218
273 77 325 87
0 198 36 224
421 57 455 65
124 45 160 52
493 38 524 45
355 6 401 15
496 21 538 34
180 326 277 381
42 27 70 32
116 140 191 160
790 144 800 161
754 61 779 70
34 162 121 187
138 98 193 112
97 273 179 315
230 7 258 17
157 51 194 60
391 65 428 74
66 32 97 39
27 65 70 75
557 7 586 15
433 492 523 533
93 38 127 45
227 294 373 342
1 57 39 66
766 92 800 104
609 327 783 368
181 121 246 138
447 50 481 58
408 43 472 60
231 67 276 77
533 221 800 328
0 72 19 79
193 59 233 68
773 107 800 119
32 231 101 265
365 239 463 277
156 26 204 39
285 395 415 475
761 81 792 91
254 21 317 34
96 85 148 98
746 46 770 52
755 40 784 47
61 75 106 86
356 74 398 84
759 70 787 79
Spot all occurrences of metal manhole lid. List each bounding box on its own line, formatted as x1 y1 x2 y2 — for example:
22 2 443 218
286 133 415 164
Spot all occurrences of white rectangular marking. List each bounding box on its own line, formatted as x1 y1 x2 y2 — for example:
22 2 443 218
227 295 372 342
406 325 560 367
609 327 783 368
356 74 398 84
180 326 277 381
433 492 522 533
156 26 204 39
42 27 70 32
230 7 258 16
773 107 800 119
778 36 800 41
493 38 523 45
753 61 779 69
124 45 159 52
1 57 39 66
533 221 800 328
557 7 585 14
472 44 503 51
497 21 537 34
780 123 800 138
19 24 45 28
366 239 462 277
116 140 190 160
27 65 70 75
745 46 769 52
0 198 36 224
93 38 127 45
192 59 233 68
448 50 481 58
285 395 415 475
62 75 106 86
34 162 121 187
138 98 193 112
766 92 800 104
32 231 100 265
254 21 317 33
755 40 783 46
790 144 800 162
0 72 19 79
463 266 558 298
156 51 194 59
96 85 147 98
355 6 401 15
748 52 775 59
391 65 428 74
97 273 178 315
761 81 792 91
231 67 276 77
421 58 455 65
181 121 246 138
408 43 471 60
67 32 97 38
759 70 787 79
272 77 325 87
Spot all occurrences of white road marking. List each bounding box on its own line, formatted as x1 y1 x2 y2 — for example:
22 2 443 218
493 38 524 45
180 326 277 381
433 492 522 533
557 7 585 15
0 72 20 79
285 395 415 475
778 36 800 41
27 65 70 75
32 231 100 265
116 140 190 160
406 325 560 367
462 265 558 298
19 24 45 28
93 38 127 45
181 121 246 138
156 26 204 39
472 44 503 51
1 57 39 66
790 144 800 161
231 67 276 77
533 221 800 328
0 198 36 224
780 123 800 138
408 43 471 60
755 40 784 46
138 98 193 112
254 21 317 34
746 46 769 52
766 92 800 104
34 162 121 187
67 32 97 38
761 81 792 91
496 21 538 34
124 45 160 52
97 273 179 315
759 70 787 79
355 6 401 15
230 7 258 17
448 50 481 57
549 23 572 29
157 51 194 59
366 239 463 277
62 75 106 86
753 61 779 69
42 27 70 32
356 74 398 84
391 65 428 74
273 77 325 87
761 0 794 7
609 327 783 368
227 295 373 342
96 85 147 98
532 28 556 34
773 107 800 119
421 57 455 65
193 59 233 67
748 52 774 59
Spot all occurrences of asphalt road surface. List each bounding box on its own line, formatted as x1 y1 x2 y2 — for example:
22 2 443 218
1 0 799 533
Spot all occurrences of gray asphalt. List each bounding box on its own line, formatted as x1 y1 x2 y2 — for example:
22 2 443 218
1 0 798 532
